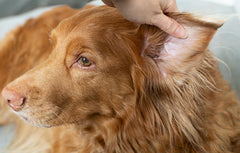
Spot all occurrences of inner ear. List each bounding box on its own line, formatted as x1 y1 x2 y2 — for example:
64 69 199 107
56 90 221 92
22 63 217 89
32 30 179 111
140 13 224 77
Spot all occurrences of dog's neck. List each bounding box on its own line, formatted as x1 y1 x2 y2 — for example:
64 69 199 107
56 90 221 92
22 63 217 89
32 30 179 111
74 91 205 152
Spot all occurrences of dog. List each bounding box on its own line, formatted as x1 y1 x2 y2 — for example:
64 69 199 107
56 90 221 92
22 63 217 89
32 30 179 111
1 4 240 153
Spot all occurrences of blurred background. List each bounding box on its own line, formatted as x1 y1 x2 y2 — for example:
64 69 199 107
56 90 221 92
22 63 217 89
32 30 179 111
0 0 240 152
0 0 89 18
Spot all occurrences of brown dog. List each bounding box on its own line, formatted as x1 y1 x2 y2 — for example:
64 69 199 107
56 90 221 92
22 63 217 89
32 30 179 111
1 5 240 153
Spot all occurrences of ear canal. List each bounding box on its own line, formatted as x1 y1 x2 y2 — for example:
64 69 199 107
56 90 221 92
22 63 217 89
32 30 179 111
140 13 224 77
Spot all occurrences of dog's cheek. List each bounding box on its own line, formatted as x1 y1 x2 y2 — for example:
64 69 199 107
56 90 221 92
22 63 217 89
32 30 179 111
48 74 109 123
68 59 135 121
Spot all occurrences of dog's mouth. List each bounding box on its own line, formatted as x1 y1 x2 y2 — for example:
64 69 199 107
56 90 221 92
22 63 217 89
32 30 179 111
20 115 55 128
14 106 64 128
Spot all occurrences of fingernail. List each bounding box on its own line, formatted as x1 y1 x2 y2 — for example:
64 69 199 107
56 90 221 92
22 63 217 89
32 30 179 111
174 26 188 39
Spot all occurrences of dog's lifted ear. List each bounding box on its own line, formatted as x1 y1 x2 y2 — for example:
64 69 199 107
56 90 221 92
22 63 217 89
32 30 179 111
139 13 224 77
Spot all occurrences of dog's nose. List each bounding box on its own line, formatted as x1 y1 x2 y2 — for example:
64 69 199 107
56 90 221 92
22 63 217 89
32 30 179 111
1 87 26 111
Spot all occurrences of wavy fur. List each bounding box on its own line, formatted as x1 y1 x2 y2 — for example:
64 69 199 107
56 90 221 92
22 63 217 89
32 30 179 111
0 5 240 153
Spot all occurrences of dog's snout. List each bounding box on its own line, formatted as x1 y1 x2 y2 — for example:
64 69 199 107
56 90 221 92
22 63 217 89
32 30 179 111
1 87 26 111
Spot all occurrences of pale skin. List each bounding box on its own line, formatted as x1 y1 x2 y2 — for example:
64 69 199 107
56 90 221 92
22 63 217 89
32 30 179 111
102 0 187 38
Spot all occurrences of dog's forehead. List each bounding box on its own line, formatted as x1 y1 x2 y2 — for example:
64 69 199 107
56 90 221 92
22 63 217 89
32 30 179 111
51 6 139 57
55 6 135 37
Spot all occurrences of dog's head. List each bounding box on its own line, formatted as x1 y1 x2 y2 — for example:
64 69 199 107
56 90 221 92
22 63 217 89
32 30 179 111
2 5 223 130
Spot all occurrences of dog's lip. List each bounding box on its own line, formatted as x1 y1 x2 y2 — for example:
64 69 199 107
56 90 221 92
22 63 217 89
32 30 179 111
9 103 23 112
21 115 28 121
16 112 29 121
18 114 55 128
13 105 63 127
16 113 31 124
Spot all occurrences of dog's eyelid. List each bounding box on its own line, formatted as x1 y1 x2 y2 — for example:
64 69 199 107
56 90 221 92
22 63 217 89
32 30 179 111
71 59 96 71
70 51 97 71
76 54 96 65
73 48 96 63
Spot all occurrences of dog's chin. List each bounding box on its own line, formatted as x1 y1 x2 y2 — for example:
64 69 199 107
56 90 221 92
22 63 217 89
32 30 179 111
30 122 53 128
19 116 49 128
16 112 63 128
11 106 66 128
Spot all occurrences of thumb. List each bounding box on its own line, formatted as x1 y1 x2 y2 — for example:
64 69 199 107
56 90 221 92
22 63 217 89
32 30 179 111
151 14 187 38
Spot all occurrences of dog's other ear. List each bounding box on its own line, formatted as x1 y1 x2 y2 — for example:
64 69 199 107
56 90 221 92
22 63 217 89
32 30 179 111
139 13 224 78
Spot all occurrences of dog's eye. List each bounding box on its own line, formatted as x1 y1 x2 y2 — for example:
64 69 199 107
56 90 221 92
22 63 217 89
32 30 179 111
78 56 92 67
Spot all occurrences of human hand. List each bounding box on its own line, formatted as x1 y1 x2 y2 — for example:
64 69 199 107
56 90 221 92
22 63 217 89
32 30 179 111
102 0 187 38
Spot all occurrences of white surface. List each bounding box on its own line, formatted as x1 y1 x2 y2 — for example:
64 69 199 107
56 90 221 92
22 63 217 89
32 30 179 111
88 0 104 6
236 0 240 14
202 0 236 6
0 125 14 152
0 6 56 41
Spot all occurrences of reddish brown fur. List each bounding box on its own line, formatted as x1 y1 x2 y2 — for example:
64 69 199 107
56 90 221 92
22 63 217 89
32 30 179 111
0 5 240 153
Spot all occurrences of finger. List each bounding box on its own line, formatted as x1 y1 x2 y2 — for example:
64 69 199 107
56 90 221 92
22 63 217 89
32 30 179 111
164 4 179 12
163 0 179 12
102 0 115 7
151 14 187 38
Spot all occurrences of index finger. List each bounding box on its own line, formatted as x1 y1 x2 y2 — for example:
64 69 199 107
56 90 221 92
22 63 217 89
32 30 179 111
151 14 187 38
163 0 179 12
